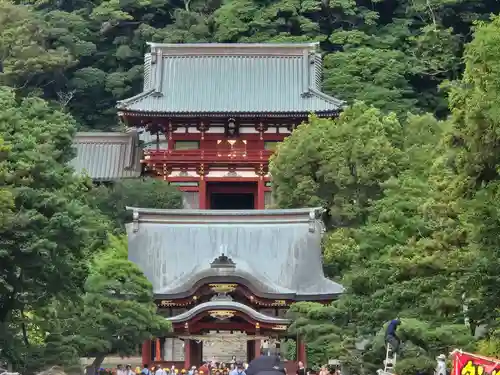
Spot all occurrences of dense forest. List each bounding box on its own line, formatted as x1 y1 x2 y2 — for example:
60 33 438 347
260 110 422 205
1 0 500 373
271 13 500 375
1 0 500 128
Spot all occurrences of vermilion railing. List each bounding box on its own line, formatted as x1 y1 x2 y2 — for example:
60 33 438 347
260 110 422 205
143 149 274 163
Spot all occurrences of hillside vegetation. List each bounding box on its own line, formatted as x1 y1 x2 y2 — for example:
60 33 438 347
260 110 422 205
1 0 500 373
270 14 500 374
0 0 499 129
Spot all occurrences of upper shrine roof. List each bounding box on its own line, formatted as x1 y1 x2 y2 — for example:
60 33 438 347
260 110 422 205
125 207 345 300
70 132 141 180
117 43 344 117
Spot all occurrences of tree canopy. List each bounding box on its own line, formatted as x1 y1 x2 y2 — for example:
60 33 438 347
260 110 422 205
77 235 170 374
1 0 500 370
0 88 175 372
271 14 500 373
0 86 108 368
0 0 497 128
86 178 183 232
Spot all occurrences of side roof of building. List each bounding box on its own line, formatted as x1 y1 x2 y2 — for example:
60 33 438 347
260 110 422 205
117 43 344 117
71 131 142 181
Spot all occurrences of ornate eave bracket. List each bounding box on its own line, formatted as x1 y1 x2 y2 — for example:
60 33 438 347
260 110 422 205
132 209 140 232
308 207 325 233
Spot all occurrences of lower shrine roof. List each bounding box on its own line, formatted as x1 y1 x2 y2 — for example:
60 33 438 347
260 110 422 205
117 43 344 116
126 207 344 300
167 298 289 324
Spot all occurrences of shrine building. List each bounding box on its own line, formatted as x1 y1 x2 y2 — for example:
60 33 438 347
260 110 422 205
126 207 344 368
116 42 345 369
117 42 343 209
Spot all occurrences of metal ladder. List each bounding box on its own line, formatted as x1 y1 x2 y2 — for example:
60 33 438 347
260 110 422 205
383 343 397 373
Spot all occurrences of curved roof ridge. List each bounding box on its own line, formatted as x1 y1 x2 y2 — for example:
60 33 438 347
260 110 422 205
167 300 290 324
308 88 346 107
117 88 155 107
155 256 296 297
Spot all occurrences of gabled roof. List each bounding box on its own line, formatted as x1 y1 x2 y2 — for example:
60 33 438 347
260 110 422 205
71 132 141 181
126 207 344 300
117 43 344 117
167 298 290 324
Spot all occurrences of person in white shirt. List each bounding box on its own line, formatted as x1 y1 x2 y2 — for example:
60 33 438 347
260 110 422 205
155 365 166 375
435 354 447 375
117 365 127 375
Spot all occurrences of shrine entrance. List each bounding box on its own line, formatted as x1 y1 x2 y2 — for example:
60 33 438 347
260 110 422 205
130 208 344 370
154 290 292 369
207 182 257 209
156 330 285 368
210 193 254 210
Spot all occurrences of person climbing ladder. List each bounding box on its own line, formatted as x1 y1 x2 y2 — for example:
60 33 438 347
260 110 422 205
384 318 401 373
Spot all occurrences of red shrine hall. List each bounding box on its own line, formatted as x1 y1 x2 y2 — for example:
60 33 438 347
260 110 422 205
118 42 344 369
117 42 343 210
125 208 344 369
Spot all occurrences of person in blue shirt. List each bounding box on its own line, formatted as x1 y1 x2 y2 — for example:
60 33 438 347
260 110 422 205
230 362 245 375
142 365 152 375
385 318 401 353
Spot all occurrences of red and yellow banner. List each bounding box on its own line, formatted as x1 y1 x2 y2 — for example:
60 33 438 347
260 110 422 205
453 351 500 375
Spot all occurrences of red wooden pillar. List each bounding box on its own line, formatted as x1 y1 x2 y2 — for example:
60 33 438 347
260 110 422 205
142 340 152 365
184 339 191 369
297 337 306 366
155 338 162 361
254 339 261 359
257 178 265 209
199 177 207 209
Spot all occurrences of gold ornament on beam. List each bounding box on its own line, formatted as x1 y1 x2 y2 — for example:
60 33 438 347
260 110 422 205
160 300 174 307
208 310 235 320
272 325 288 331
208 283 238 293
271 300 287 306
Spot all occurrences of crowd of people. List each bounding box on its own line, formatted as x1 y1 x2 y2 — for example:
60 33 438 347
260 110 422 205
108 358 338 375
108 357 249 375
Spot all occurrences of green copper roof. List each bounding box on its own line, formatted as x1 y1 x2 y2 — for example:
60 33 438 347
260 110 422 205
71 132 141 181
126 207 344 299
117 43 344 116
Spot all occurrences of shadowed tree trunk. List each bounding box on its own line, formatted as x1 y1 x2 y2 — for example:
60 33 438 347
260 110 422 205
86 354 107 375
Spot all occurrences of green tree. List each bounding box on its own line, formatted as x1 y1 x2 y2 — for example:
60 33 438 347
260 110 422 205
31 235 169 373
477 322 500 358
270 102 402 228
274 100 480 371
10 0 498 128
444 14 500 330
0 86 107 368
287 303 473 374
77 235 171 374
87 178 183 232
0 136 14 227
0 0 74 93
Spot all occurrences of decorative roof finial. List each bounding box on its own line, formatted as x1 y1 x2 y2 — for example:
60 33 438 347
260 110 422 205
211 249 236 268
